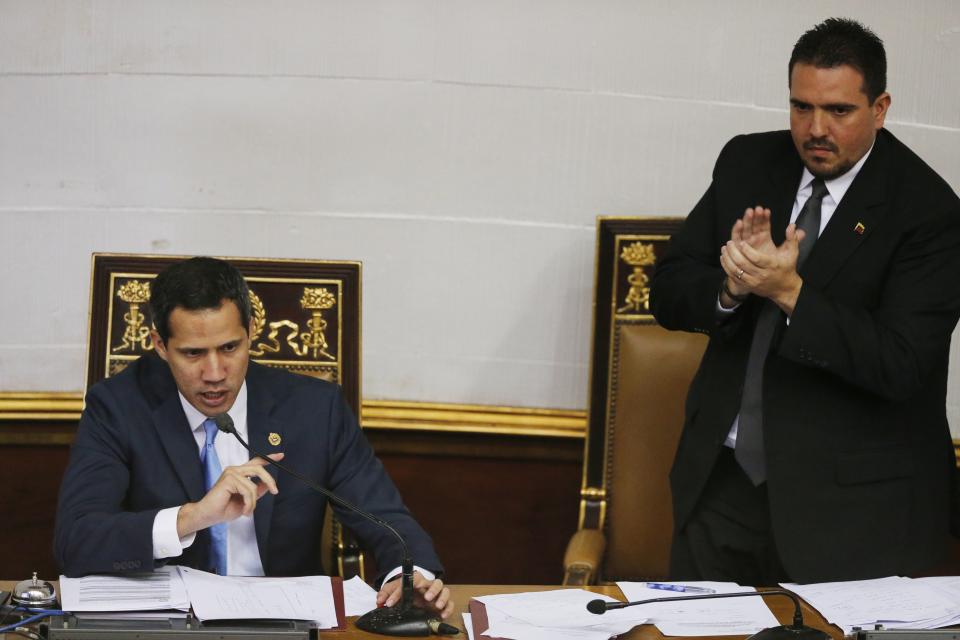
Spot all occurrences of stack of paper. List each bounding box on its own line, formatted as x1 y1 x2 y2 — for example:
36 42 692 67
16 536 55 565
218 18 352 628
783 576 960 634
472 589 650 640
60 567 378 629
616 581 782 636
60 566 190 613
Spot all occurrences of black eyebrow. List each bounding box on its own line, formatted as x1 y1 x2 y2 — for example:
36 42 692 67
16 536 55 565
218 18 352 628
790 98 858 111
824 102 858 110
175 346 206 354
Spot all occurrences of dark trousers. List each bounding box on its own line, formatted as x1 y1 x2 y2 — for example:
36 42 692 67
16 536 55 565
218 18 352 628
670 447 789 587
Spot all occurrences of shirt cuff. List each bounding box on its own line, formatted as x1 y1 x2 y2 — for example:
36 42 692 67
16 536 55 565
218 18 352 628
381 565 436 587
716 295 740 313
152 506 197 559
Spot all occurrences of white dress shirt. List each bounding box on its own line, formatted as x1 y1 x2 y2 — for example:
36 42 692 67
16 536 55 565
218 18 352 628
150 382 432 584
152 382 266 575
722 144 874 448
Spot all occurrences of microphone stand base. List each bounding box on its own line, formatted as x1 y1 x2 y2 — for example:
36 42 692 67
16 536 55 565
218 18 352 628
749 624 831 640
355 603 433 637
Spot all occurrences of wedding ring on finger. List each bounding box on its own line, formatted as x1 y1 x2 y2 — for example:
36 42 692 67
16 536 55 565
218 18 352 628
736 268 744 280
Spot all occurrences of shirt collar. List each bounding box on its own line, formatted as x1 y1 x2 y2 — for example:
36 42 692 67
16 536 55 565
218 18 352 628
798 140 875 205
178 382 248 434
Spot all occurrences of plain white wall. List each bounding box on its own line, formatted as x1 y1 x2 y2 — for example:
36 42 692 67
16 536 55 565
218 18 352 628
1 1 959 431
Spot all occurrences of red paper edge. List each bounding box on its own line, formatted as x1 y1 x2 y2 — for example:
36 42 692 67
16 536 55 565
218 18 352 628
330 576 347 632
468 599 510 640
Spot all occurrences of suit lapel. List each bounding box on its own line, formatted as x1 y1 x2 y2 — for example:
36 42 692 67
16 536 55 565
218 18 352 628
137 352 205 503
246 367 280 574
801 133 890 288
151 394 205 503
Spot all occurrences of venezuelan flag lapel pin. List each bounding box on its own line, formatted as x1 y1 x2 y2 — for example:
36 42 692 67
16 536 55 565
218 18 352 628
854 222 866 235
268 432 282 446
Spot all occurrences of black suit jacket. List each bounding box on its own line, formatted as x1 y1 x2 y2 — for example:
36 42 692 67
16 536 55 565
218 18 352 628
650 129 960 582
54 353 442 581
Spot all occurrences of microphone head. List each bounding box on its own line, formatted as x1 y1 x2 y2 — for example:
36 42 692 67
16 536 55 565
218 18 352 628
212 413 235 434
586 599 607 615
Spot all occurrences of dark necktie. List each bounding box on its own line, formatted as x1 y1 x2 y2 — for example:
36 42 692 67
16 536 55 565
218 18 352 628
734 178 828 485
201 418 228 574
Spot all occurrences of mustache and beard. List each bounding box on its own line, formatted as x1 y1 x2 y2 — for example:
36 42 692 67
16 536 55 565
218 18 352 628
801 137 852 180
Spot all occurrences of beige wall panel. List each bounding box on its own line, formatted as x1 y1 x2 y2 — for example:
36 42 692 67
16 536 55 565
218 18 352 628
0 0 437 79
0 209 594 407
0 76 793 218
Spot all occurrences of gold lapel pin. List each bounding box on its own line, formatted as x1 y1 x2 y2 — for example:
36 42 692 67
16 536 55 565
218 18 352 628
268 432 282 446
854 222 866 235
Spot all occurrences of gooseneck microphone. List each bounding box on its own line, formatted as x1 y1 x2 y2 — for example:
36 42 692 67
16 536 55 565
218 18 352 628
211 413 456 637
587 589 830 640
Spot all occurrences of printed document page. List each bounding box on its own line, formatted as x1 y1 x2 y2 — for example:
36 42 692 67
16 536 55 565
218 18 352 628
783 576 960 634
60 566 189 612
342 575 378 616
475 588 648 640
178 567 338 627
617 581 781 636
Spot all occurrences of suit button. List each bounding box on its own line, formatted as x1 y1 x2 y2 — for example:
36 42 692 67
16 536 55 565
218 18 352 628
112 562 121 571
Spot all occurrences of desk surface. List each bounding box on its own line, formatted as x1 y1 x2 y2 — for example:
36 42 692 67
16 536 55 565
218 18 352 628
1 581 842 640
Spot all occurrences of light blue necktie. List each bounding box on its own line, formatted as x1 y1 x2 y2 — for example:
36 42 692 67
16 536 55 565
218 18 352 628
201 418 228 575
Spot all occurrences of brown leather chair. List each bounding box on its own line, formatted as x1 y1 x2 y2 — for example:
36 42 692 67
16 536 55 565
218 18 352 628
563 218 707 585
85 253 366 579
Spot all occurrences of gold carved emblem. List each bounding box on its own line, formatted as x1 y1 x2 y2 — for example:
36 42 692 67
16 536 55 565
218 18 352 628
268 432 282 446
249 287 336 361
112 280 153 353
617 241 657 314
103 272 344 383
299 287 336 359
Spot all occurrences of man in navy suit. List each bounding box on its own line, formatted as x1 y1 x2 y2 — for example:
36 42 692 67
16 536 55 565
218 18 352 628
55 256 452 618
651 18 960 584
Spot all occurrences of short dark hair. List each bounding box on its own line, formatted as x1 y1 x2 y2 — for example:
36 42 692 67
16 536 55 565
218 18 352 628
149 257 252 343
789 18 886 103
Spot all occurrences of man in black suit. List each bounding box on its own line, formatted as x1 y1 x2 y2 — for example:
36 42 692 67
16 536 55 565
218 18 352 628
55 257 453 618
650 18 960 584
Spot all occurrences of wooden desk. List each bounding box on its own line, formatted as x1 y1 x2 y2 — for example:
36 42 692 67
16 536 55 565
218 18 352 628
1 582 842 639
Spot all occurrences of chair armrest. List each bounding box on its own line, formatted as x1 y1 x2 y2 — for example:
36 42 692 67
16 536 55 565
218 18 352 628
562 528 606 585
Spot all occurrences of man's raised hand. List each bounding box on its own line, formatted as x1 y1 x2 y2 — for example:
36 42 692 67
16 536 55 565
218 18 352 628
177 453 284 537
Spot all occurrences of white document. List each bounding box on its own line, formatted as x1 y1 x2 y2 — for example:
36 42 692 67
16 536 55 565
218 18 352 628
476 588 648 639
783 576 960 634
463 612 474 640
481 603 616 640
342 575 378 616
918 575 960 600
617 581 781 636
178 567 338 627
912 577 960 629
60 566 190 612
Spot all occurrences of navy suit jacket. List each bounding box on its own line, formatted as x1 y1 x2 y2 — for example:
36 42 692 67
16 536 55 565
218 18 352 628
650 129 960 581
54 353 442 581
